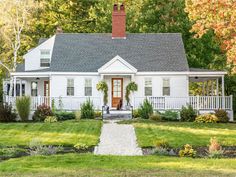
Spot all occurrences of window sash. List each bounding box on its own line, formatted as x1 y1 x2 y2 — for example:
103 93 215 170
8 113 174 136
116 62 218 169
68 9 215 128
163 79 170 96
67 79 74 96
85 87 92 96
145 78 152 87
40 49 50 56
145 87 152 96
84 79 92 96
163 79 170 87
67 79 74 87
40 50 50 67
31 82 38 96
145 78 152 96
163 87 170 96
40 58 50 67
85 79 92 87
67 87 74 96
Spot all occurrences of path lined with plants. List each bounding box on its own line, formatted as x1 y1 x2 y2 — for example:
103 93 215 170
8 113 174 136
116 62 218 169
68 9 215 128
94 120 142 156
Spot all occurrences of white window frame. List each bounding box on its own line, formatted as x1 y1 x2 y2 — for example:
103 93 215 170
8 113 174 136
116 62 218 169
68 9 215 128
162 78 170 96
40 49 51 67
144 77 152 96
84 78 92 96
67 78 74 96
31 81 38 97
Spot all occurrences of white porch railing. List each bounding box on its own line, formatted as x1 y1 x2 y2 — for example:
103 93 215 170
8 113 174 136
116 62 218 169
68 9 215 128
134 96 233 110
4 96 101 111
4 95 233 111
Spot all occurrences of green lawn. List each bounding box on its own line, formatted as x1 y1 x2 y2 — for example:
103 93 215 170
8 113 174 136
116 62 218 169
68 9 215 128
0 154 236 177
120 119 236 148
0 120 102 147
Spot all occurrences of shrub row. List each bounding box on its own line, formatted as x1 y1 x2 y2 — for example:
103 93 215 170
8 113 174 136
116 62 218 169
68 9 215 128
0 97 101 122
135 99 229 123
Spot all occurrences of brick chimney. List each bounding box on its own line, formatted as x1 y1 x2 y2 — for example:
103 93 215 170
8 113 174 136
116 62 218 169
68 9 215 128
112 3 126 39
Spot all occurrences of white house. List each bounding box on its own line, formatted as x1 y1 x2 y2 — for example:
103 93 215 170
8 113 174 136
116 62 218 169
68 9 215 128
3 4 233 120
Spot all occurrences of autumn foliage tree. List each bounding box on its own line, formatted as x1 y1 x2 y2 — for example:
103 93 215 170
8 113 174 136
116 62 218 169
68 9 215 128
185 0 236 70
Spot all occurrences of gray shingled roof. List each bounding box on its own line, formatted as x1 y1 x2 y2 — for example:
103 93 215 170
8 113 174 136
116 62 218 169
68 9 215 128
189 68 223 72
16 64 50 72
18 33 190 72
38 38 48 45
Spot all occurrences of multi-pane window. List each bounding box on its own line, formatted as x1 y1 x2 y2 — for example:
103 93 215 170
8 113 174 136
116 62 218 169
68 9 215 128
85 78 92 96
67 79 74 96
163 78 170 96
144 78 152 96
31 82 38 96
40 49 50 67
7 84 25 96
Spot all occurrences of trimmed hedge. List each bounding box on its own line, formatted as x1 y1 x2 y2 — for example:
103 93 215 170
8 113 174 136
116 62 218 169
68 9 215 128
55 111 75 121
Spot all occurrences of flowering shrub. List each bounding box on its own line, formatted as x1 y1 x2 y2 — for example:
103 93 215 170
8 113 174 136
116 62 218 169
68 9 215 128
214 109 229 123
32 104 53 122
208 137 224 158
150 113 162 121
0 103 16 122
180 105 196 122
132 109 140 118
44 116 57 123
154 139 170 149
179 144 196 158
195 113 219 123
74 143 89 150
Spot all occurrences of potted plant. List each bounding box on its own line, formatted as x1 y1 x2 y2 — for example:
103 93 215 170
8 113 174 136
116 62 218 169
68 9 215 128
125 82 138 109
96 80 109 113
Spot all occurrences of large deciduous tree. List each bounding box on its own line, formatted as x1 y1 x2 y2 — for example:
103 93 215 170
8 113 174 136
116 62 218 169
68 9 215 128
185 0 236 70
0 0 37 95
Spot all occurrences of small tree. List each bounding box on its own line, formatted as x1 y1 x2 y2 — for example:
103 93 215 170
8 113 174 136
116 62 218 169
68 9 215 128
96 80 108 105
125 82 138 106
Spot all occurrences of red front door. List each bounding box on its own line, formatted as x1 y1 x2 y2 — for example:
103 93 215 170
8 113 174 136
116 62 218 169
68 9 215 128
44 81 49 97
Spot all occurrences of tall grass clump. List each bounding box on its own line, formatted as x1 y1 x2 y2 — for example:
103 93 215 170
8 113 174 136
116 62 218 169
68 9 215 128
138 99 153 119
16 96 31 121
80 99 95 119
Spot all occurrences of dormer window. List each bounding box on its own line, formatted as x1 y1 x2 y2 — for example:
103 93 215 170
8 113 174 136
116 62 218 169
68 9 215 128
40 49 50 67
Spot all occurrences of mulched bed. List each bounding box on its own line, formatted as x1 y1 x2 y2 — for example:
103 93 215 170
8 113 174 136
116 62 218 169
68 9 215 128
142 146 236 158
0 146 94 161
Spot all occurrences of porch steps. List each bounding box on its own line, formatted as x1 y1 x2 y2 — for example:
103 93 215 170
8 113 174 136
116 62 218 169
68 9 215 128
103 110 132 120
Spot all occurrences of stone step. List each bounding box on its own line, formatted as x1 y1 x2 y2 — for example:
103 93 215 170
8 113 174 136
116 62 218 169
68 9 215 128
102 110 132 119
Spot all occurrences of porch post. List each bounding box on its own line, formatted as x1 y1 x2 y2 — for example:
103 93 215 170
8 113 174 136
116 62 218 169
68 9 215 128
222 75 225 97
211 80 214 96
202 82 205 96
20 79 22 97
131 74 135 106
100 74 104 108
222 75 225 109
216 78 219 96
13 76 16 97
206 81 209 96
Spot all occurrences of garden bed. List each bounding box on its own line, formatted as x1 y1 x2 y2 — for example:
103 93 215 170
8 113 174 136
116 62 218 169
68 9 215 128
0 145 95 161
142 146 236 158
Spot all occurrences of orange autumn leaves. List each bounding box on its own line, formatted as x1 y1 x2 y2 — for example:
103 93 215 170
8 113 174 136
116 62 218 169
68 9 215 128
185 0 236 69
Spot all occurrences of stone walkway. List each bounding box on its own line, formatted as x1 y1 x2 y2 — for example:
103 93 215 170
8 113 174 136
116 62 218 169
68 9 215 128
94 120 143 156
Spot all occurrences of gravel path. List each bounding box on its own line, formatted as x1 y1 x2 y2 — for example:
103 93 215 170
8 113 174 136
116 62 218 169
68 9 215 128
94 120 143 156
